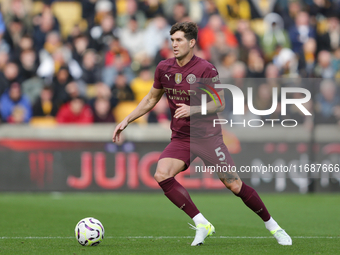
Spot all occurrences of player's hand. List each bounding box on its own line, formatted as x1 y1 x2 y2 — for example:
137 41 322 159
112 119 128 142
174 103 190 118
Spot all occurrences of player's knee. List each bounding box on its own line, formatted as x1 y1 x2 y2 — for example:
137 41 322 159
154 169 171 183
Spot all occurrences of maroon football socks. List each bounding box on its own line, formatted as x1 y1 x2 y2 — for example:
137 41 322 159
159 178 270 222
158 177 200 218
235 181 271 221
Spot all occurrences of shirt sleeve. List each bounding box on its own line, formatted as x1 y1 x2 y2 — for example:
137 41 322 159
153 63 163 89
202 64 221 91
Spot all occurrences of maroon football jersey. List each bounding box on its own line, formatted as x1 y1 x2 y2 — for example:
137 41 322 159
153 55 222 138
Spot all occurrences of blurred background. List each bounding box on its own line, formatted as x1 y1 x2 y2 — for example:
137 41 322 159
0 0 339 193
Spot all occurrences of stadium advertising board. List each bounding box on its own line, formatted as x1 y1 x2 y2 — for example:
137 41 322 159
0 139 339 193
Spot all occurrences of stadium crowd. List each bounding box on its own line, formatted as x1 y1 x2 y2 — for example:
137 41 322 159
0 0 340 126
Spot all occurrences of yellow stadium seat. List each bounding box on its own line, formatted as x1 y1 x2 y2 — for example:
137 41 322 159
113 101 147 124
31 1 44 15
30 117 57 127
116 0 127 15
51 1 83 38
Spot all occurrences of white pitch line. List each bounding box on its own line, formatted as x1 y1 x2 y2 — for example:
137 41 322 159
0 236 339 240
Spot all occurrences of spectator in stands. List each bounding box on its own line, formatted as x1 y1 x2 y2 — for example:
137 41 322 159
0 51 9 95
246 49 265 78
0 50 8 72
0 82 32 123
147 95 171 126
65 81 87 101
11 34 34 62
309 0 335 18
70 33 89 65
39 31 62 58
265 63 281 92
117 0 146 29
199 0 219 28
298 38 317 77
119 16 145 59
80 49 101 85
56 96 93 124
262 13 290 62
92 97 115 123
209 31 232 66
2 62 22 85
82 0 117 30
265 63 280 79
317 15 340 53
279 0 301 30
332 47 340 78
19 49 38 81
1 0 32 31
216 50 238 80
3 17 27 54
167 1 189 25
131 67 153 103
51 66 73 105
273 47 299 77
111 72 135 102
90 13 119 53
288 11 316 55
139 0 164 19
144 16 171 58
231 61 247 87
37 46 82 81
154 38 173 65
239 29 262 63
314 50 335 78
198 14 238 52
33 5 59 52
253 83 277 121
91 81 117 110
32 86 58 117
102 36 133 87
234 19 252 45
315 79 340 124
104 37 130 68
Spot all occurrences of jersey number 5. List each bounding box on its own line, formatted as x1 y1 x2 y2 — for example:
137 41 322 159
215 147 225 161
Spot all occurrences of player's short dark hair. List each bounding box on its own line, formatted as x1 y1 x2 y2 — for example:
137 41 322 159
170 21 198 41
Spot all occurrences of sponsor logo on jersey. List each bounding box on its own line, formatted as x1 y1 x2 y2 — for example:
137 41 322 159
165 74 171 80
186 74 196 84
175 73 182 84
212 75 219 82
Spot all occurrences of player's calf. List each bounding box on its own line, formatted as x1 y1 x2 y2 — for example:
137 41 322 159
217 171 242 194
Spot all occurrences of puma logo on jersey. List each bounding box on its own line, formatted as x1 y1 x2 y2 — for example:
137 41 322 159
165 74 171 80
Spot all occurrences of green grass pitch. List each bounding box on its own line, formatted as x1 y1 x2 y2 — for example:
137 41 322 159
0 192 339 255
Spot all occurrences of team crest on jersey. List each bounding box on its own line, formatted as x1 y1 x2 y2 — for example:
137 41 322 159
175 73 182 84
186 74 196 84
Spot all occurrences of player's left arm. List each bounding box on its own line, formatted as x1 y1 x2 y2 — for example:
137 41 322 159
174 89 225 118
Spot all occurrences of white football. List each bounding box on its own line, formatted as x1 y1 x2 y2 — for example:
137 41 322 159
75 217 105 246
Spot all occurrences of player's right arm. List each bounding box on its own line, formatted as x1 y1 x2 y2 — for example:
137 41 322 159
112 86 165 142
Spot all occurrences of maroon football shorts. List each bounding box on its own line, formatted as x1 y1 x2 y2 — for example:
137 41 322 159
159 135 235 170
